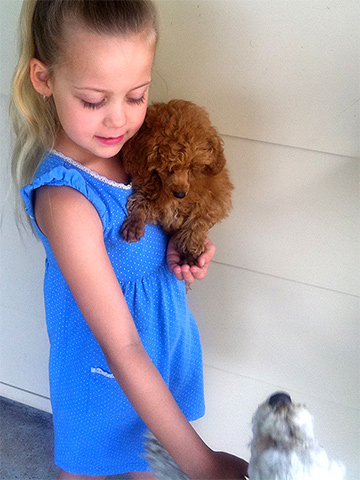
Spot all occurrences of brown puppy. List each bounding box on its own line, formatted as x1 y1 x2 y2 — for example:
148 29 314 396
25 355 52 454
121 99 233 266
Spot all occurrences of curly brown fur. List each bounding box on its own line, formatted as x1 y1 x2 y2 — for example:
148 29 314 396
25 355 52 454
120 99 233 265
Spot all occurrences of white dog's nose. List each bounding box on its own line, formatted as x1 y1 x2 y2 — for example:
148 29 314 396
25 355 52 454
269 392 292 408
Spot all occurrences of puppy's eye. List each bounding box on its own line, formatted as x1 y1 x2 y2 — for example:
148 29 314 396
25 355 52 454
190 165 200 174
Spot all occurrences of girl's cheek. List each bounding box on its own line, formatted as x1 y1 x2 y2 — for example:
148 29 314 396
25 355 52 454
74 110 98 128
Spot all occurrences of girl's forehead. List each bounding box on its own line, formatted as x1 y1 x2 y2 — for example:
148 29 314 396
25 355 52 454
61 22 156 56
62 23 154 54
56 27 155 86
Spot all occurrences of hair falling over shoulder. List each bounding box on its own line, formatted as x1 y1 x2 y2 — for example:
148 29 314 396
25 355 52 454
10 0 57 200
10 0 159 216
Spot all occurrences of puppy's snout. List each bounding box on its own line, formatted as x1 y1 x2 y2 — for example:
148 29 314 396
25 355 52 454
269 392 292 408
173 191 186 199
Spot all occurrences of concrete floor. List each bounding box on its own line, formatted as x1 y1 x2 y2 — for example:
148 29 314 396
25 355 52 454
0 396 130 480
1 396 59 480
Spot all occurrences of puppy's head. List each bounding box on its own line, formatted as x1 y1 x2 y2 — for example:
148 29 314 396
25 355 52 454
251 392 315 449
122 100 226 200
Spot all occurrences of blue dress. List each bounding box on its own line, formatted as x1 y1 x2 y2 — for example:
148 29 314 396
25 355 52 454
21 150 205 476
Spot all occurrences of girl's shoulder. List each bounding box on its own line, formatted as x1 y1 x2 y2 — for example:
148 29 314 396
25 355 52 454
37 150 132 190
27 150 96 202
32 150 81 186
34 150 82 180
21 150 109 227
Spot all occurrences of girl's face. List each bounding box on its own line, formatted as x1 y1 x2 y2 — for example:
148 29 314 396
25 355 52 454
35 27 155 165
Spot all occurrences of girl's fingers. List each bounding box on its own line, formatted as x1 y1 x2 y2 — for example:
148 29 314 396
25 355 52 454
167 237 216 283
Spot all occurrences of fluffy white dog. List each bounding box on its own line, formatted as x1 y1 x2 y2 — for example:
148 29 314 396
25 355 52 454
144 392 345 480
248 392 345 480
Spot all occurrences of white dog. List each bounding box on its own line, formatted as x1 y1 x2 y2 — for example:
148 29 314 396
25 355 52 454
144 392 344 480
248 392 345 480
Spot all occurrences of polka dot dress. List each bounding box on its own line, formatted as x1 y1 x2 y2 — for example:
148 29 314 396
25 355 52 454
21 151 205 476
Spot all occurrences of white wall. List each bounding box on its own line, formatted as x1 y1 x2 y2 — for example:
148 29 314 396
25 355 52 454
1 0 359 478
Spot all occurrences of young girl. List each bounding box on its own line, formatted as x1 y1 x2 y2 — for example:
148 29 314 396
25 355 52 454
11 1 248 479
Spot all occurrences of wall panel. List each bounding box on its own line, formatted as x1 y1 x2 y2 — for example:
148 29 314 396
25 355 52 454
151 0 359 157
210 136 359 296
188 263 360 410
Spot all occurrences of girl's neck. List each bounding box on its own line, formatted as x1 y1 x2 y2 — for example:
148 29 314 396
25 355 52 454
83 154 131 186
54 141 130 186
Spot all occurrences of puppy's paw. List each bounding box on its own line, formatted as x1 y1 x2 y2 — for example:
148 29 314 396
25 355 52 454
120 216 145 243
183 252 199 267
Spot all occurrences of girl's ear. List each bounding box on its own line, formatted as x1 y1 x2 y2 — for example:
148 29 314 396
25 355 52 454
29 58 52 97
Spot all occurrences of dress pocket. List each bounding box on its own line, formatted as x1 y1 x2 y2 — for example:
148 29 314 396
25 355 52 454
89 366 134 419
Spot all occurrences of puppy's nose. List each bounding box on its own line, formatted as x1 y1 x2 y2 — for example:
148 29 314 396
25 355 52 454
269 392 292 408
173 191 186 199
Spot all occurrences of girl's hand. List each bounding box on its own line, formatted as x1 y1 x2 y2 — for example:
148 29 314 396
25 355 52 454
183 449 248 480
167 237 216 284
209 451 249 479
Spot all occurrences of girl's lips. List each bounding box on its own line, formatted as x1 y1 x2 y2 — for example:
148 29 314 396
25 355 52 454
95 135 125 146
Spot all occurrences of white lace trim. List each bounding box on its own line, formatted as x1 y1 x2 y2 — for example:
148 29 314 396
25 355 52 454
50 149 132 190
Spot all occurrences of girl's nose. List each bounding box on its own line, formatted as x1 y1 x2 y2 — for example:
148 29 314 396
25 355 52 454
103 103 126 128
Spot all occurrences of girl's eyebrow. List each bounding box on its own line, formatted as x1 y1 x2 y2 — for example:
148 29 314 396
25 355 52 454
74 81 151 94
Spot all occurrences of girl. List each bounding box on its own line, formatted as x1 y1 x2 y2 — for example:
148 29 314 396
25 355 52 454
11 1 248 479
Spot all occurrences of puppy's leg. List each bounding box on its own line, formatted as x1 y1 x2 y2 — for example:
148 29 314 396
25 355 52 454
173 221 209 266
121 193 152 242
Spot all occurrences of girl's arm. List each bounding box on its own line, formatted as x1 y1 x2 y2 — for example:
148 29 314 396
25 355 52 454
35 185 248 480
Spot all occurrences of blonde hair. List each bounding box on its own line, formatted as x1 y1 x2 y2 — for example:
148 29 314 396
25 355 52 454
10 0 159 205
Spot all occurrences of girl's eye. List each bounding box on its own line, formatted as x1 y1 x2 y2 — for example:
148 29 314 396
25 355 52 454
81 100 105 110
127 96 146 106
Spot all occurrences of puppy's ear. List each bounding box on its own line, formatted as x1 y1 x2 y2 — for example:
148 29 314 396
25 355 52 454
142 103 160 129
121 113 161 192
121 121 152 178
204 135 226 175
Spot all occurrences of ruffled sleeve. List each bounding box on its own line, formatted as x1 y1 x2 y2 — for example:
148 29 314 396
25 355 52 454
21 166 109 233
